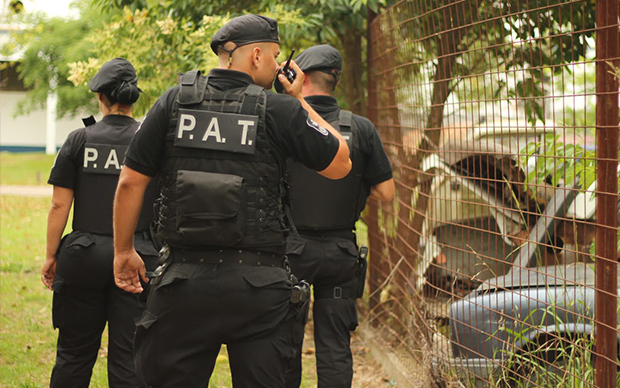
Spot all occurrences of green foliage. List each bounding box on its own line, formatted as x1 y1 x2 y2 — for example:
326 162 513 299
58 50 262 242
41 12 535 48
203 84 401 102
88 0 394 113
92 0 390 38
6 0 396 117
1 7 119 118
68 9 230 116
519 133 597 192
67 6 313 116
389 0 596 129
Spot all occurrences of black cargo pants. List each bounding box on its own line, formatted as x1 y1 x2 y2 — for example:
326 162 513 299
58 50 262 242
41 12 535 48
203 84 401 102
283 234 360 388
50 231 158 388
134 248 300 388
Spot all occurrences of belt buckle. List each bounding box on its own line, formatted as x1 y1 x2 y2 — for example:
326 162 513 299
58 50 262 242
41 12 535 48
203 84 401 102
333 287 342 299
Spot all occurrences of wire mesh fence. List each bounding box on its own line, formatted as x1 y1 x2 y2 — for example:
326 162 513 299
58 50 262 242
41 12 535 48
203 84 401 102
361 1 619 386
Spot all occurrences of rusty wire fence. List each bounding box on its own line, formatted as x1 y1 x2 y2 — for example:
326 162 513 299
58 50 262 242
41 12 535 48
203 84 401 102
360 0 619 387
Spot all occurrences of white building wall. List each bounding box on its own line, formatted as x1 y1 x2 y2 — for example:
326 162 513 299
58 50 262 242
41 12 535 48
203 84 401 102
0 90 93 150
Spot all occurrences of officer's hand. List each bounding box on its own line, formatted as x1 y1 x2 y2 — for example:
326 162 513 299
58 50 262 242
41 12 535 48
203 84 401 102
278 60 304 99
114 249 147 293
41 256 56 291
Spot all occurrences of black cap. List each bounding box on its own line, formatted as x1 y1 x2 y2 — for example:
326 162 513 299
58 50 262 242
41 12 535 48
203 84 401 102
295 45 342 75
89 58 139 93
210 14 280 55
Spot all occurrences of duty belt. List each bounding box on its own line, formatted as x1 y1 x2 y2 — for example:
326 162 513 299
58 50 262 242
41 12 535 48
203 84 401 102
170 247 290 270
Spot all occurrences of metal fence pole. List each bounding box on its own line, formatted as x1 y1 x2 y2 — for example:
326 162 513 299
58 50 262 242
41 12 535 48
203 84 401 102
595 1 619 387
365 6 381 321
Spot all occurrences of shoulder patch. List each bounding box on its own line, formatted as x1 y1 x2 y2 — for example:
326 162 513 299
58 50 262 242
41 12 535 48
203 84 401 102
307 117 329 136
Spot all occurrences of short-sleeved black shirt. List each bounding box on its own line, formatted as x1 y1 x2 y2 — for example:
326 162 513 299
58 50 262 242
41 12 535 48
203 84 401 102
124 69 340 177
305 95 393 187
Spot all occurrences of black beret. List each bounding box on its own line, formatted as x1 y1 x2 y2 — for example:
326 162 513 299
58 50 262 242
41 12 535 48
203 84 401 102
210 14 280 55
295 45 342 75
89 58 139 93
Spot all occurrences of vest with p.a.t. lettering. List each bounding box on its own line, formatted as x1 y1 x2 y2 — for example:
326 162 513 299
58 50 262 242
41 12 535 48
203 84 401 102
72 117 154 235
82 143 127 174
156 72 287 249
286 110 368 231
175 109 258 154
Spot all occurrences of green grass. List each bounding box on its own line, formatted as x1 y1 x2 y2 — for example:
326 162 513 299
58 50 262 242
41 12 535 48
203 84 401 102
0 153 321 387
0 195 64 387
0 152 56 186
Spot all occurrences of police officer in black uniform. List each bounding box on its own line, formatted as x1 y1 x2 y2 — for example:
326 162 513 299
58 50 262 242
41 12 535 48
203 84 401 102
41 58 159 388
112 15 352 388
283 45 395 388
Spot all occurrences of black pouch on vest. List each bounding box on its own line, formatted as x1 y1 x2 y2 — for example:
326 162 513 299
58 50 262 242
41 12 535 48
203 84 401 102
175 170 247 246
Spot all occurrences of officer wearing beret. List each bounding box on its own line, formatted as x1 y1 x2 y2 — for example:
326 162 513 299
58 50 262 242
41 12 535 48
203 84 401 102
284 45 395 388
112 15 352 387
42 58 159 388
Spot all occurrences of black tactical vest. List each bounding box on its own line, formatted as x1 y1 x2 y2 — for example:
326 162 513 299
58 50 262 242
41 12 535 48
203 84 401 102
155 71 288 249
73 116 154 235
286 110 367 231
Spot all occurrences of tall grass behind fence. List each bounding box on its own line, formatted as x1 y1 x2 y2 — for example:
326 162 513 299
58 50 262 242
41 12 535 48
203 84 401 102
362 0 618 386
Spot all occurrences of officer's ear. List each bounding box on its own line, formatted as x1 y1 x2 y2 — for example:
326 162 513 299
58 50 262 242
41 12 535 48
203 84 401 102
251 46 262 67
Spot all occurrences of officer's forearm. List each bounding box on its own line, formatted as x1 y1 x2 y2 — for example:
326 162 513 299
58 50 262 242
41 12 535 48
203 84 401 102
46 186 74 259
369 179 395 202
113 166 151 253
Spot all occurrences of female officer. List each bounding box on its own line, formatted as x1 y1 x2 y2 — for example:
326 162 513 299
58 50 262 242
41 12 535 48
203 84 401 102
41 58 158 388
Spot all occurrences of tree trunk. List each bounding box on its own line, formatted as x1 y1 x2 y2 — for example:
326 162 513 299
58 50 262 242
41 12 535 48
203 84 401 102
340 27 365 115
403 0 475 288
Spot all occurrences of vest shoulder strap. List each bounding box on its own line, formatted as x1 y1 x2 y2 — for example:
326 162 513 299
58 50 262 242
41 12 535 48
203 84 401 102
338 110 353 131
82 115 96 127
177 70 208 105
240 84 264 115
334 110 359 150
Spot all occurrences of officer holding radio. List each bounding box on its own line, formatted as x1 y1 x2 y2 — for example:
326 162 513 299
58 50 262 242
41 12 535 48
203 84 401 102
112 15 351 388
283 45 395 388
41 58 159 388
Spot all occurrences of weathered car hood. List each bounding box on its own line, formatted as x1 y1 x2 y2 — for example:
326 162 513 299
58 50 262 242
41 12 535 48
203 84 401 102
474 263 611 293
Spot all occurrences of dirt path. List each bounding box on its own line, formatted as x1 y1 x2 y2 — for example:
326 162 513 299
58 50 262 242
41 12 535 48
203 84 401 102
301 320 396 387
0 185 52 197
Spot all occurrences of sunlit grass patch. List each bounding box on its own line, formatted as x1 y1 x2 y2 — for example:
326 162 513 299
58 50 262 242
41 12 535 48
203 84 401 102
0 152 56 186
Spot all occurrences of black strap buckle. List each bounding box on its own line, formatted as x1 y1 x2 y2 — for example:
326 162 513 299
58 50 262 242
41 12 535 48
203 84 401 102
333 287 342 299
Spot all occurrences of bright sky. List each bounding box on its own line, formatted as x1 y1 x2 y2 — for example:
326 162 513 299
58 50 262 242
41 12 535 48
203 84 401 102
22 0 79 18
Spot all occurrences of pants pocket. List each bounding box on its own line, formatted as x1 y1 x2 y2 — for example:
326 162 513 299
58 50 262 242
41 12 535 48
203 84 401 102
345 299 359 332
55 232 111 290
51 277 65 329
134 310 159 385
271 329 295 365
